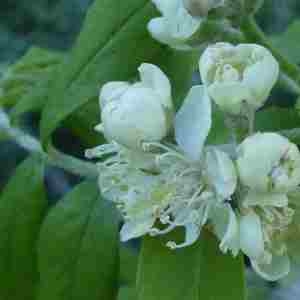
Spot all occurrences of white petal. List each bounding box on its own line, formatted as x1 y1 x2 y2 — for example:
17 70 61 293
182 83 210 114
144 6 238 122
242 44 279 107
208 81 253 114
151 0 181 16
239 212 265 260
148 3 200 50
205 148 237 199
243 192 289 208
251 253 290 281
138 63 172 109
99 81 130 109
147 18 191 50
120 217 156 242
175 85 212 161
148 17 175 45
211 204 240 256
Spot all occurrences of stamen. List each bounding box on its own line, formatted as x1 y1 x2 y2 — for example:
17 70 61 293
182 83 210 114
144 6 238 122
85 143 119 159
142 142 188 162
166 238 197 250
149 223 177 236
188 187 204 206
178 167 201 178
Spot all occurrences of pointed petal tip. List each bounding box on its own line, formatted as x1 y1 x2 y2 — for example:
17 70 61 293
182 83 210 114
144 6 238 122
175 85 212 161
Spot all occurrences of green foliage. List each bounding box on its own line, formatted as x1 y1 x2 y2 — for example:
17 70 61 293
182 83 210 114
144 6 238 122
272 20 300 64
0 47 62 111
118 286 137 300
208 105 300 145
257 106 300 144
38 180 119 300
119 243 138 286
137 230 246 300
0 154 47 300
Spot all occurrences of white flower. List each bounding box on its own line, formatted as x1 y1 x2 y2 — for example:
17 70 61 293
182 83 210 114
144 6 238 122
87 83 238 249
98 63 173 150
237 133 300 193
238 191 294 281
199 43 279 115
145 83 238 249
148 0 202 50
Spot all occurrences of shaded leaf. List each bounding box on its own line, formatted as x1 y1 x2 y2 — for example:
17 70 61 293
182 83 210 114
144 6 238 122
118 286 137 300
0 47 62 109
137 229 246 300
256 106 300 132
208 106 300 145
119 242 138 286
38 180 119 300
0 154 47 300
272 20 300 64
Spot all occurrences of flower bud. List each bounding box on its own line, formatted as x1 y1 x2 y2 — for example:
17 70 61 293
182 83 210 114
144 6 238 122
99 64 173 150
199 43 279 115
148 0 202 50
237 133 300 192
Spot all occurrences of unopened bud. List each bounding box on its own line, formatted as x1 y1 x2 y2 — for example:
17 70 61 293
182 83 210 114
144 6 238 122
199 43 279 115
99 64 173 150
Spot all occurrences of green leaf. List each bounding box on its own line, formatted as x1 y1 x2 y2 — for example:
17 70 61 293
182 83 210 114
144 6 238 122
0 47 63 109
118 286 137 300
65 98 105 147
136 229 246 300
9 47 63 73
40 0 198 147
256 106 300 132
38 180 119 300
272 20 300 64
0 154 47 300
119 243 138 286
10 75 55 122
207 106 231 145
256 106 300 144
208 106 300 145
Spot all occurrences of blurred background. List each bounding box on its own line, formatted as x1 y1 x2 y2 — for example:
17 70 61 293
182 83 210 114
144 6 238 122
1 0 300 299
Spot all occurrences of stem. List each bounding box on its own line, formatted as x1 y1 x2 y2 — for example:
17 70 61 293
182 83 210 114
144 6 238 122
240 16 300 94
248 108 255 135
0 109 97 178
46 145 98 178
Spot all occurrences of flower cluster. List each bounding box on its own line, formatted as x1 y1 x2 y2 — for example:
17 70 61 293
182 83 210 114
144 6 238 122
86 1 300 282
